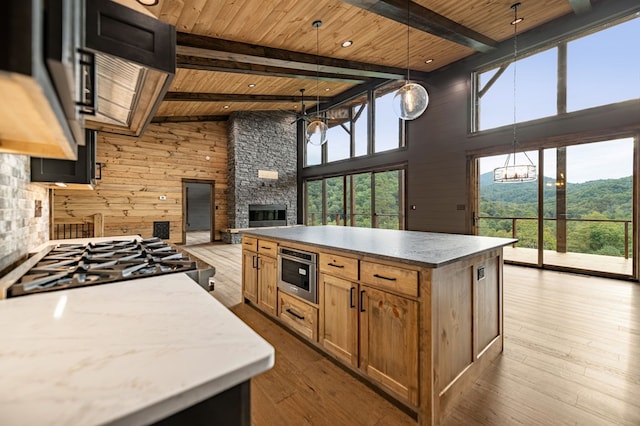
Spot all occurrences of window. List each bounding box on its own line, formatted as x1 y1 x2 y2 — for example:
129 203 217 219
353 103 368 157
303 84 404 167
473 15 640 132
303 168 405 230
567 17 640 112
374 89 404 153
476 48 557 130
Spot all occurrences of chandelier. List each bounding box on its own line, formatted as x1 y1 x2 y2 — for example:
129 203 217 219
494 2 537 183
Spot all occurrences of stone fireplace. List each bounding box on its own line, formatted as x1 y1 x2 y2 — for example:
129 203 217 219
223 111 297 243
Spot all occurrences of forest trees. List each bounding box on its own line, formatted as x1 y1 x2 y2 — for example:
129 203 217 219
479 174 632 257
305 170 402 229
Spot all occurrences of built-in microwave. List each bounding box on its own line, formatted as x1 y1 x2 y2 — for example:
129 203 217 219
277 247 317 304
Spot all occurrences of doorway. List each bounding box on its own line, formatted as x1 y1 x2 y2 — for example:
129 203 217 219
475 136 637 279
182 179 215 245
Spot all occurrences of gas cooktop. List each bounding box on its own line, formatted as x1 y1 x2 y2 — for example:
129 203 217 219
7 238 197 298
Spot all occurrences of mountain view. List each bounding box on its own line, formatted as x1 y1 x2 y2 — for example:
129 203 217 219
479 172 633 257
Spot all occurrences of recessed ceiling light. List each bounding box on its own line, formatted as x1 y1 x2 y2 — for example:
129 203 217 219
425 58 434 64
325 88 330 92
248 83 256 88
136 0 159 5
341 40 353 48
511 17 524 25
223 105 230 109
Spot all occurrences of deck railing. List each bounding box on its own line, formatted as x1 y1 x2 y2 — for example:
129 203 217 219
477 216 632 259
308 212 403 229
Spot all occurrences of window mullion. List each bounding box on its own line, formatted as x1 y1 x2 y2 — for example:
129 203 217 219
557 42 567 114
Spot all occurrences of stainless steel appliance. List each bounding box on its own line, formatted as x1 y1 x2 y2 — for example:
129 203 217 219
4 238 211 298
277 247 317 304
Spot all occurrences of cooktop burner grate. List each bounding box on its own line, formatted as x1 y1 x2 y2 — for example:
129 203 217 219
8 238 196 298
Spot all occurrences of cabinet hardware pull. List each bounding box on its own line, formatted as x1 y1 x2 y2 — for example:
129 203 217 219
359 290 366 312
76 49 96 115
286 308 305 320
260 246 271 250
328 263 344 268
349 287 355 308
373 273 396 281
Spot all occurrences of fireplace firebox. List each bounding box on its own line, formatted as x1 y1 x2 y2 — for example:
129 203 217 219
248 204 287 227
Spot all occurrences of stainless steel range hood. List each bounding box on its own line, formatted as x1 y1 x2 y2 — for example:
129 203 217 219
83 0 175 136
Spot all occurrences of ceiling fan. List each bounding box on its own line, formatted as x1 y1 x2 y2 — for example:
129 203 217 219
285 88 329 126
286 88 311 125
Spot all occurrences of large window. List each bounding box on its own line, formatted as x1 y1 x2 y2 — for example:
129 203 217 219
473 15 640 132
303 83 405 167
304 168 406 230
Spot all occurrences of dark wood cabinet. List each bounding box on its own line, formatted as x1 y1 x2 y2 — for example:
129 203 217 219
31 130 97 189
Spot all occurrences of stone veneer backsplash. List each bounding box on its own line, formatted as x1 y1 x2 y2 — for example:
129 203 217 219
0 153 49 273
225 111 297 243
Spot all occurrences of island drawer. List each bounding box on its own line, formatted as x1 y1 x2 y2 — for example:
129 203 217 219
360 261 418 297
257 240 278 256
319 253 358 281
278 291 318 342
241 236 258 251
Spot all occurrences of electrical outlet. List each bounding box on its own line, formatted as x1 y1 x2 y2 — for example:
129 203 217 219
477 266 485 280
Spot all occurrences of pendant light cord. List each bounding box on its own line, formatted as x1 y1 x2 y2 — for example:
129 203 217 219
406 0 411 83
509 3 535 168
314 20 321 120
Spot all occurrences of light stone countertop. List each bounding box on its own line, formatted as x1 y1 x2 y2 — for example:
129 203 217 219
0 273 274 426
243 225 517 268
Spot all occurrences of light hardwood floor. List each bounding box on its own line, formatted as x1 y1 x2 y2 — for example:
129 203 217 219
183 243 640 426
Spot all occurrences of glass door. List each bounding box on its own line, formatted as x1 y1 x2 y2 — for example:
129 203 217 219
477 137 636 278
542 138 634 276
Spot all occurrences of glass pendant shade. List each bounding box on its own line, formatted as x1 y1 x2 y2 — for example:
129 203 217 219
393 82 429 120
306 120 328 146
493 164 537 183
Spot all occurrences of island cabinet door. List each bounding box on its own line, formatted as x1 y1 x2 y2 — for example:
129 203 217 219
319 273 358 367
359 286 419 407
241 250 258 304
257 255 278 316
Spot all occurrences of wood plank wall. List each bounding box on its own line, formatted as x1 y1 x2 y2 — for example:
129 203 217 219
53 122 228 243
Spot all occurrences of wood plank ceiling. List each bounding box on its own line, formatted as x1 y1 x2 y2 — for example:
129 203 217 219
143 0 576 122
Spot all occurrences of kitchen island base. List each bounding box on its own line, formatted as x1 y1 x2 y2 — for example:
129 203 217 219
240 227 514 425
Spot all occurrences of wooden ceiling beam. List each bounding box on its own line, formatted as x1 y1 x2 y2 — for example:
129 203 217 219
177 55 370 84
164 92 332 103
340 0 497 52
568 0 592 15
176 32 430 81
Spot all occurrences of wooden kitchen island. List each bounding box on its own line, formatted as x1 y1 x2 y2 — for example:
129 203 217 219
241 226 516 425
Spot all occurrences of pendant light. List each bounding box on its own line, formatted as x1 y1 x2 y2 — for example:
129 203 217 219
306 20 328 146
493 2 537 183
392 0 429 121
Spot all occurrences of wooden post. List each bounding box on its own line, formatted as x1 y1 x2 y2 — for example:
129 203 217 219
93 213 104 237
